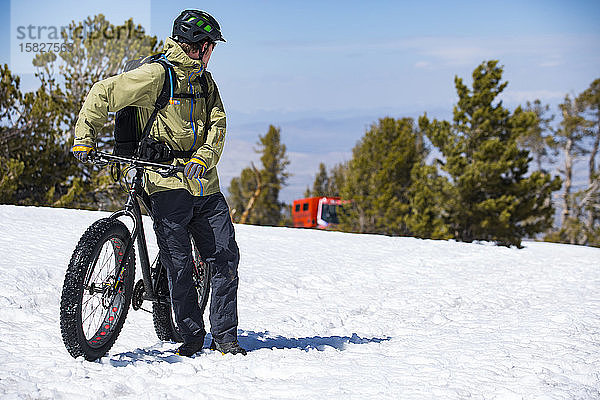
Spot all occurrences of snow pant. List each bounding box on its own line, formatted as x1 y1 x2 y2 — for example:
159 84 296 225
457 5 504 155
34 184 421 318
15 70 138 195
150 189 239 344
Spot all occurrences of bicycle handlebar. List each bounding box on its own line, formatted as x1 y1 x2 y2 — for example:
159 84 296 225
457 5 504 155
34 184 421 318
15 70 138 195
89 151 185 179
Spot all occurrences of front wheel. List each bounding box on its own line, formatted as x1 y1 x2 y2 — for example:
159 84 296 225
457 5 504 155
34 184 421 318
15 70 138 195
152 234 210 343
60 218 135 361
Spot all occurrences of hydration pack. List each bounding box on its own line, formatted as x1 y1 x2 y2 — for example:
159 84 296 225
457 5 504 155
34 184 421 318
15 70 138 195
112 53 208 162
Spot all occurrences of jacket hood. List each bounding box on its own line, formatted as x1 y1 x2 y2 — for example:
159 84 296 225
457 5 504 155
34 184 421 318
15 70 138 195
163 37 204 74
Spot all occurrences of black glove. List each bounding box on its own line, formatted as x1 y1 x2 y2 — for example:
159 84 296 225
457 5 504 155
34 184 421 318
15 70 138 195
184 157 207 180
72 145 95 163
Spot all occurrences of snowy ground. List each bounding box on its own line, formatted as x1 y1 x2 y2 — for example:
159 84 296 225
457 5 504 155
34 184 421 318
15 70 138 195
0 204 599 399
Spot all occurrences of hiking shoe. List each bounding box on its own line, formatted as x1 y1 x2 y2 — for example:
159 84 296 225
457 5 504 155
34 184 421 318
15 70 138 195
176 337 205 357
210 339 247 355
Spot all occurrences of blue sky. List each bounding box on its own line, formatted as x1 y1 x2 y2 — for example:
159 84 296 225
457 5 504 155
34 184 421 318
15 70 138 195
2 0 599 202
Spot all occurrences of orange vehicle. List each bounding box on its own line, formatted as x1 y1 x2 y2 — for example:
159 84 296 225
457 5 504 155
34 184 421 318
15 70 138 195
292 197 349 229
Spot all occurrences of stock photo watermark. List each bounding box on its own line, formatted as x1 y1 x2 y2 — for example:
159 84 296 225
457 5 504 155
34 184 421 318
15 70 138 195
10 0 151 74
15 24 146 53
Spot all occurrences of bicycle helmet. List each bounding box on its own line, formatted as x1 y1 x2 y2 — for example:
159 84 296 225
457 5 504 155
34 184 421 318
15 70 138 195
172 10 226 43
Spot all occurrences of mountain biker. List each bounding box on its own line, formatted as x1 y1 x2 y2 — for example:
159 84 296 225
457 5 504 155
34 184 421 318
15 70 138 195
71 10 246 356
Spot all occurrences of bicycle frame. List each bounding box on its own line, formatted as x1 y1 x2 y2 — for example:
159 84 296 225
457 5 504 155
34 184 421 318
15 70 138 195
60 151 212 360
93 152 183 305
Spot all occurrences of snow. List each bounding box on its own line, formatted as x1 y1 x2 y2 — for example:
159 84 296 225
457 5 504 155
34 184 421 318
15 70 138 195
0 204 599 399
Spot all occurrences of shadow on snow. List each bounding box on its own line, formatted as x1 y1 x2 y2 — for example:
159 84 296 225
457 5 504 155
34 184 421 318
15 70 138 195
239 331 391 352
106 331 391 367
107 348 181 366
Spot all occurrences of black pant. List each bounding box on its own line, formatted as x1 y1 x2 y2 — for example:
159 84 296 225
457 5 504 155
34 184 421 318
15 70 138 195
150 190 239 344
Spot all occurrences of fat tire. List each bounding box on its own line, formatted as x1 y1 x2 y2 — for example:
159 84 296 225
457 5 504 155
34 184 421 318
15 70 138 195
152 235 210 342
60 218 135 361
152 272 180 342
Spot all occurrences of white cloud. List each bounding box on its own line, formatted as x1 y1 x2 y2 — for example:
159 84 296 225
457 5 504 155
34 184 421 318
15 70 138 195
381 34 600 68
421 44 494 67
539 60 562 67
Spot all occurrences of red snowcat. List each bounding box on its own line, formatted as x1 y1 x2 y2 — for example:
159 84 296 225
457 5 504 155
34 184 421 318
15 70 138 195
291 197 349 229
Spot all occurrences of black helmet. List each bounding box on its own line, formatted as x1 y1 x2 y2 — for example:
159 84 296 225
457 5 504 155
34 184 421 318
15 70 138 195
172 10 225 43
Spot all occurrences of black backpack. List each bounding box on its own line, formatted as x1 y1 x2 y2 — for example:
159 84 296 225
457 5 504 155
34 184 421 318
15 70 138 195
113 53 209 161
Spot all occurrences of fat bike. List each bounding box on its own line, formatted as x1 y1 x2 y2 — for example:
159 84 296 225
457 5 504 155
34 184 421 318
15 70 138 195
60 152 210 361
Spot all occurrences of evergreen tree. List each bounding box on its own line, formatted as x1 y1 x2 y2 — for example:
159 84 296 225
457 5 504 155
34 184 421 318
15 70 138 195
303 186 311 198
30 14 160 210
339 117 426 235
280 203 293 227
419 60 561 247
250 126 290 225
327 162 348 197
228 125 290 226
0 65 26 202
0 64 72 206
546 81 600 246
406 163 452 239
308 163 329 197
306 161 349 198
578 78 600 235
517 99 556 173
35 15 159 127
227 166 257 223
555 95 589 230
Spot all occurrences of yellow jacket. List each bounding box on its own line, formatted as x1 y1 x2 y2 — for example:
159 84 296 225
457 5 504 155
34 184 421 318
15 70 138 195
73 37 227 196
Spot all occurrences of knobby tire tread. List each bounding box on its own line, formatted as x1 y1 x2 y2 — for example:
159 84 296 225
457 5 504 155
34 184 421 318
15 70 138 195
152 238 210 343
60 218 135 361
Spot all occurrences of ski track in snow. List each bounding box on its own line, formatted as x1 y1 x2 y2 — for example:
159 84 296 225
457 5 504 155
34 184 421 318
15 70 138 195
0 204 599 399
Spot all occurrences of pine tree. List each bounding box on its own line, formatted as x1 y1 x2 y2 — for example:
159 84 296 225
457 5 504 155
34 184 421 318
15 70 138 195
0 65 26 202
306 161 349 198
339 117 426 235
555 95 589 230
327 162 348 197
303 186 311 198
0 64 72 206
250 125 290 225
228 125 290 226
310 163 330 197
406 163 452 239
577 78 600 237
419 60 561 247
517 99 556 173
30 14 160 210
546 81 600 246
227 166 258 223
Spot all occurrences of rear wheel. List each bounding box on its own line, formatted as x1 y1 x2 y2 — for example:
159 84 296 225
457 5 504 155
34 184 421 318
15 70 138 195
152 234 210 342
60 218 135 361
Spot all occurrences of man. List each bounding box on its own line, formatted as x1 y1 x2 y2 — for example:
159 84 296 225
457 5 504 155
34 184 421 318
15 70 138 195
71 10 245 356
